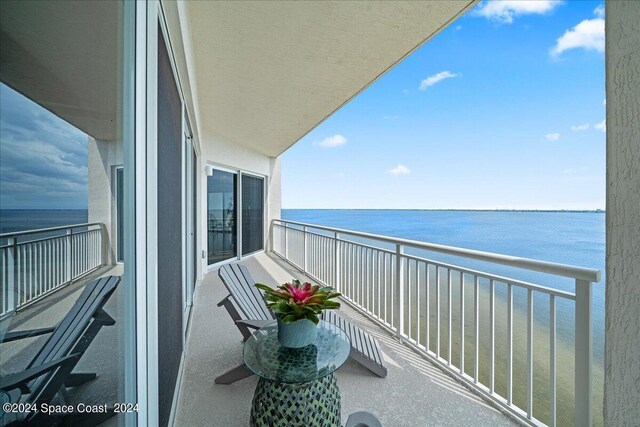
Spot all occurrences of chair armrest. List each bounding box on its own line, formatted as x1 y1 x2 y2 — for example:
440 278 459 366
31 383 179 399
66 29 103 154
0 353 81 394
236 319 273 330
1 327 56 343
217 294 232 307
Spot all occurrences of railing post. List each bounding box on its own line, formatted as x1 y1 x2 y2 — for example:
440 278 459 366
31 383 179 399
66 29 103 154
269 220 274 253
334 232 340 292
6 237 16 313
284 223 288 261
302 226 307 273
66 229 73 282
395 243 404 338
100 223 109 266
575 279 593 427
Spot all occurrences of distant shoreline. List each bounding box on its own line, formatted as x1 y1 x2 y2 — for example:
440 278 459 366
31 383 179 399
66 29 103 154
283 208 605 213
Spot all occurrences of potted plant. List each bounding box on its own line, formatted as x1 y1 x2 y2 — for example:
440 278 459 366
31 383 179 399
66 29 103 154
256 280 341 348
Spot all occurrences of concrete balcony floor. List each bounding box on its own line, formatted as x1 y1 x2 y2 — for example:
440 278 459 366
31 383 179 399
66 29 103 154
175 252 518 426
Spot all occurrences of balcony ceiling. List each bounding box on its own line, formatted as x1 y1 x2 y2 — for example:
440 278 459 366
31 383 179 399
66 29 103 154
184 1 475 157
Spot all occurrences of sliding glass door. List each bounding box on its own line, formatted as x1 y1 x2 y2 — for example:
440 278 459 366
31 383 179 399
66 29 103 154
207 168 265 265
207 169 237 264
242 174 264 255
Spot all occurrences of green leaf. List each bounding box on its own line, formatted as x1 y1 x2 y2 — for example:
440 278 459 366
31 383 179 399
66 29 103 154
305 312 320 324
280 314 298 323
255 283 274 293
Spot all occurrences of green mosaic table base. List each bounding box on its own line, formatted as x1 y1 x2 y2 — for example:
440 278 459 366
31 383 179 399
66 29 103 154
250 374 341 427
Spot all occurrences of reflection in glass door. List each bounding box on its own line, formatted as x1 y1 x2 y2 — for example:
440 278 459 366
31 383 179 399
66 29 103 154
207 169 237 264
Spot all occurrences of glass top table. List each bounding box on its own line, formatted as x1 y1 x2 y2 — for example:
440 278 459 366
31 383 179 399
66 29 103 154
243 320 350 384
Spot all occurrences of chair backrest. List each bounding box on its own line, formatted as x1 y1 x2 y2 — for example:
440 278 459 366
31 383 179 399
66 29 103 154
218 264 273 321
26 275 120 398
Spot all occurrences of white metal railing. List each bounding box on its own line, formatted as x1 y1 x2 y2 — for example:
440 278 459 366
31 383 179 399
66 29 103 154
271 219 600 427
0 223 107 317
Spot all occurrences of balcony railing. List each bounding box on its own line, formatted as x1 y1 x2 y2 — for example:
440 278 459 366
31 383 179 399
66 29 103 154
0 223 107 317
271 219 600 427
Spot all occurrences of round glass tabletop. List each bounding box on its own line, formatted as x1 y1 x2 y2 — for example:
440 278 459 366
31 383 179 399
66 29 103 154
243 320 350 384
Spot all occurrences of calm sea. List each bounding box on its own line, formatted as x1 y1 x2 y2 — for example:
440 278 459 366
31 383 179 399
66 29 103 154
0 209 88 234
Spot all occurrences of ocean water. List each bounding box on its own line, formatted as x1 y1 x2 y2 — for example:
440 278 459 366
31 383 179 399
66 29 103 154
282 209 605 425
0 209 88 234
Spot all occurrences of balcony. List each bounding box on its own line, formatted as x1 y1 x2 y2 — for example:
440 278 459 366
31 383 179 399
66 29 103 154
175 220 600 426
175 251 516 426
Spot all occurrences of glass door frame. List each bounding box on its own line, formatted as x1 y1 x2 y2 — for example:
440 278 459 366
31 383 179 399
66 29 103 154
206 162 268 270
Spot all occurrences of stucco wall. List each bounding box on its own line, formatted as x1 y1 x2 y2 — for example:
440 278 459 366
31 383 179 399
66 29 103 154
604 1 640 424
87 136 123 264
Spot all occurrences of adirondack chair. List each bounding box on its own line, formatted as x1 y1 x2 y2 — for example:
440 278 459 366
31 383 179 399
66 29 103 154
0 275 120 426
215 263 387 384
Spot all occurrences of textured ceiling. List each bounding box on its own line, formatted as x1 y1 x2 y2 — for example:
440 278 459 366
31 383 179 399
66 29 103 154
184 1 474 157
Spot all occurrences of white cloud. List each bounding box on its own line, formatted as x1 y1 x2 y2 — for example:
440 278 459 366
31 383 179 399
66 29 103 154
455 25 462 30
594 4 605 18
595 119 606 132
314 134 347 148
550 18 604 56
419 71 459 90
546 133 561 141
388 164 411 175
475 0 562 24
571 124 590 131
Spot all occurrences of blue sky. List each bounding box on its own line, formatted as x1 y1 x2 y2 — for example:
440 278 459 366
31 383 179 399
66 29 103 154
282 0 606 210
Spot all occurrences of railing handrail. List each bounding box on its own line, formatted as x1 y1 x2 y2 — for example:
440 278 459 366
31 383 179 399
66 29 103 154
0 222 104 239
272 219 601 283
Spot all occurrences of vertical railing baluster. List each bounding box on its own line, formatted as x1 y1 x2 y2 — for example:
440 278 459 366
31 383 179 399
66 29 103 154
416 261 421 345
490 279 495 393
377 251 381 318
474 275 479 383
366 248 370 312
383 252 388 323
334 232 339 292
426 263 430 353
436 266 441 358
550 294 557 427
407 259 412 339
507 283 513 405
527 288 534 419
447 268 452 366
460 272 465 374
395 244 404 338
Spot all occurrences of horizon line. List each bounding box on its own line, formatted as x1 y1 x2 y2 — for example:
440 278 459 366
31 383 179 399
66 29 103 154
282 208 605 212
